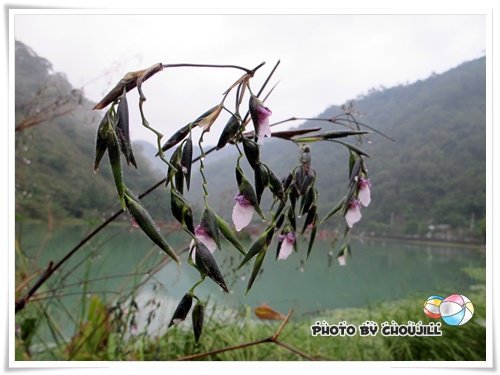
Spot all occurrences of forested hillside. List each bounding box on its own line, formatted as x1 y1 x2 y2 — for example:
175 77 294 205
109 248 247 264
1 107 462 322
15 41 164 221
194 57 486 240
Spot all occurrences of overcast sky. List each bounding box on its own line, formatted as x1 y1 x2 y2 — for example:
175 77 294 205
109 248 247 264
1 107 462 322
14 13 486 146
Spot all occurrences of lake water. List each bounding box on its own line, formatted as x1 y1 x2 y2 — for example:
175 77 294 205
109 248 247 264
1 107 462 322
16 222 485 338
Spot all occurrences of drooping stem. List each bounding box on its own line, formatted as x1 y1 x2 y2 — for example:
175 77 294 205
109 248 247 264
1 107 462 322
198 131 209 206
138 99 177 170
15 61 281 315
162 62 265 75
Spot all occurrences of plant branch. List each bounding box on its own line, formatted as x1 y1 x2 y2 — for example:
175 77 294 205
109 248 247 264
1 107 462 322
175 309 320 361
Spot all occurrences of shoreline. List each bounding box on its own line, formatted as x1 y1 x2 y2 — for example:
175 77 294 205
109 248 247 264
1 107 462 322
355 234 485 251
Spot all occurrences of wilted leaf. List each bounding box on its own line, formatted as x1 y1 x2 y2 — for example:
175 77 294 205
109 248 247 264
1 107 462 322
93 63 163 110
193 104 223 132
254 303 285 321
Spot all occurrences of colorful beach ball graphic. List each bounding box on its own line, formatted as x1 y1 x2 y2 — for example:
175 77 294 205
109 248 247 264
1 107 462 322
423 295 444 319
439 294 474 326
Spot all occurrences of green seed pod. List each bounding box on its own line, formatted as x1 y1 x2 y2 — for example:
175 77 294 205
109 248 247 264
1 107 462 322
125 193 179 263
268 168 284 201
242 137 260 170
168 293 193 327
201 207 221 249
181 136 193 191
159 123 191 153
215 214 246 255
216 114 241 150
107 127 125 210
195 241 229 293
192 302 204 343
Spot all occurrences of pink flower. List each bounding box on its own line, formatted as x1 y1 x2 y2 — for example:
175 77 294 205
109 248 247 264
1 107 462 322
358 177 371 207
249 95 272 144
277 232 296 260
345 199 362 228
190 225 217 262
232 194 255 231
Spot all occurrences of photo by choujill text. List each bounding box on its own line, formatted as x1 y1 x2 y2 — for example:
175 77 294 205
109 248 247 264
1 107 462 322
310 320 442 337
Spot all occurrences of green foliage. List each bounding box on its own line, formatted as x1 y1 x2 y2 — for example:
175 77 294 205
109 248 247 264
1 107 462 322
15 41 165 221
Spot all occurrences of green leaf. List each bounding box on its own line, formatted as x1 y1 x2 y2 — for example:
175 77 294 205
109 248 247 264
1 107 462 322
94 113 110 172
270 127 322 140
195 241 229 293
168 293 193 327
116 90 137 168
246 249 266 294
107 127 125 210
321 198 345 224
306 221 317 259
192 302 204 344
125 193 179 263
301 205 317 234
216 214 246 255
330 140 370 157
238 231 268 269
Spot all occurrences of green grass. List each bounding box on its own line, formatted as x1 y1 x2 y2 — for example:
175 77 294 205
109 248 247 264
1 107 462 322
15 268 487 362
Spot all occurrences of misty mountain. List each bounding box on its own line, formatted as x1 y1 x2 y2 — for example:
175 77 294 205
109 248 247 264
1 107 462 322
189 57 486 238
15 41 165 221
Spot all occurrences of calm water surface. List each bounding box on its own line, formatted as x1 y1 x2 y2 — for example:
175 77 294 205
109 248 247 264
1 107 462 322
17 223 485 337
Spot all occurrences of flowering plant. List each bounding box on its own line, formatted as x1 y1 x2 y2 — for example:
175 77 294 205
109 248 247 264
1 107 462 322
91 60 391 343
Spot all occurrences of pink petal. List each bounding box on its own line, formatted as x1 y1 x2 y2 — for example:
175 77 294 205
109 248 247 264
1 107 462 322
190 235 217 263
232 202 254 231
257 121 271 144
278 239 294 260
337 254 346 266
196 232 217 253
345 205 362 228
358 185 371 207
